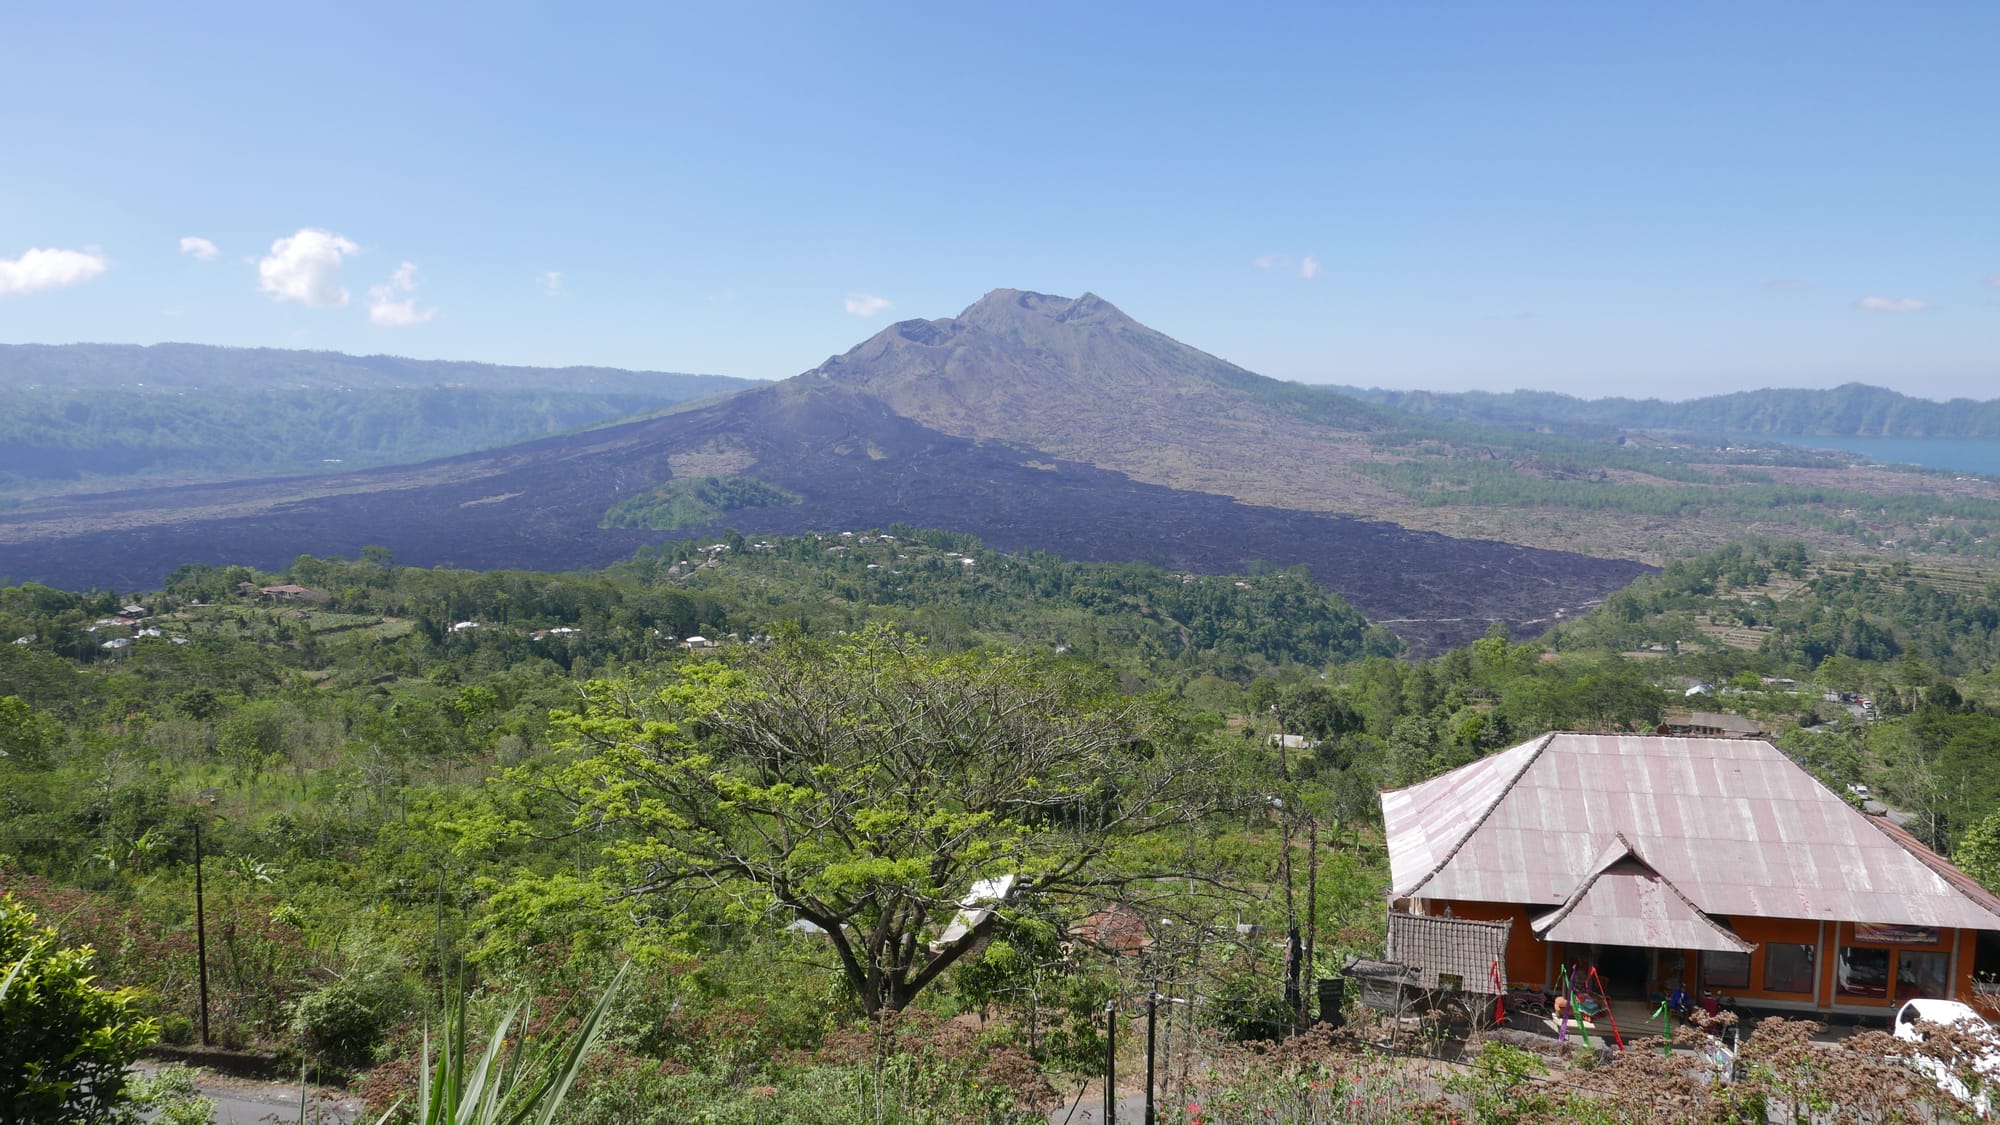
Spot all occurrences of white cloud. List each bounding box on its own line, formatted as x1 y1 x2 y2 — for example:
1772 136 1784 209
179 236 219 261
541 270 563 297
1857 295 1929 313
258 228 357 308
1254 252 1320 279
368 261 438 327
845 292 893 318
0 246 109 297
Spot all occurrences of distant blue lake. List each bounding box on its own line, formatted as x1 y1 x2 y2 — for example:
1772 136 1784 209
1763 435 2000 478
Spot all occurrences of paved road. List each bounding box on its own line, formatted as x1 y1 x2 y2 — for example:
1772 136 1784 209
1046 1086 1150 1124
135 1064 368 1125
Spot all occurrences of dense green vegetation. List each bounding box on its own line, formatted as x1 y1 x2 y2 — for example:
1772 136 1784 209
0 896 156 1123
0 532 1385 1082
600 475 800 530
608 526 1391 676
5 530 2000 1120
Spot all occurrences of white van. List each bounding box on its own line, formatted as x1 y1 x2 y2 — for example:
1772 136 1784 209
1894 998 2000 1117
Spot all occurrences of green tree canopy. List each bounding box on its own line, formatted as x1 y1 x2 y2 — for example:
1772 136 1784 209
1954 809 2000 894
557 626 1225 1014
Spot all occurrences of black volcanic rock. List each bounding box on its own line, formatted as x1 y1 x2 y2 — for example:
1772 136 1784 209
0 292 1652 652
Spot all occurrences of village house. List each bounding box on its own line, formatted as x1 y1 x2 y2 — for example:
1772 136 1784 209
1658 711 1763 738
1382 732 2000 1019
258 584 330 604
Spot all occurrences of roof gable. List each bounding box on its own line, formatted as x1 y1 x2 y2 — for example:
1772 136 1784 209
1382 733 2000 931
1530 833 1755 953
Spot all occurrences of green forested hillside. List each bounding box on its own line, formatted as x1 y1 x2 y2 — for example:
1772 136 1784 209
0 531 1393 1116
7 532 2000 1121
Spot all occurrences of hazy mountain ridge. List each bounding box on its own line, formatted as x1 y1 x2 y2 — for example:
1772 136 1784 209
1332 382 2000 438
11 290 1998 648
0 294 1653 652
0 341 743 394
0 343 756 494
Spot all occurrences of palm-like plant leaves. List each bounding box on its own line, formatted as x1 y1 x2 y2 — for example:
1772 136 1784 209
375 962 627 1125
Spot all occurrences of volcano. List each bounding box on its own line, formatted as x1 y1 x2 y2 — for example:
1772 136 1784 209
0 291 1649 651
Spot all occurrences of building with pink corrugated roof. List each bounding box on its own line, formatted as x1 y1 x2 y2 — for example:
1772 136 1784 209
1382 732 2000 1018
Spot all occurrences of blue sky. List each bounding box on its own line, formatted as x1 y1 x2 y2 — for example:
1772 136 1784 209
2 2 1993 399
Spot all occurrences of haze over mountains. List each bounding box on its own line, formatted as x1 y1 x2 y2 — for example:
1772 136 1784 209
0 342 741 394
8 290 2000 651
0 290 1659 653
1335 383 2000 439
0 343 752 492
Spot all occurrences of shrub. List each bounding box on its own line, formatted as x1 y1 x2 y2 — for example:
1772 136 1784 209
129 1065 218 1125
1208 973 1295 1043
291 971 408 1072
0 893 158 1123
156 1012 197 1045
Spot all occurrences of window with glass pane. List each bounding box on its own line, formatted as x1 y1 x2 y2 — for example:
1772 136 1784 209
1702 950 1751 989
1763 943 1815 993
1837 947 1890 998
1898 951 1949 1001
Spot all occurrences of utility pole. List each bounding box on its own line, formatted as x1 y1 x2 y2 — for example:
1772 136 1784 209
1285 920 1302 1034
1144 988 1158 1125
193 821 211 1047
1279 723 1298 1032
1270 703 1290 782
1302 816 1320 1029
436 864 448 987
1102 1002 1116 1125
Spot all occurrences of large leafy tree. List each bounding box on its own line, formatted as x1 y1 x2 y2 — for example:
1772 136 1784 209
557 627 1222 1014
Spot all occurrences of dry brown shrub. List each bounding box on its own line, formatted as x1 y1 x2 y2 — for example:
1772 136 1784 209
814 1008 1057 1112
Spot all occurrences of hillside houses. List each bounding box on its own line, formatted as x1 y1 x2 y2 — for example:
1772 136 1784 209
256 583 330 603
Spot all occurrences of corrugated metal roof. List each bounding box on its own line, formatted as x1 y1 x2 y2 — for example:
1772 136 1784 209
1867 815 2000 920
1383 733 2000 932
1531 835 1755 953
1386 913 1510 994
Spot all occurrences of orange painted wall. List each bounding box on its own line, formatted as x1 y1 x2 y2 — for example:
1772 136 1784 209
1431 901 1547 989
1819 921 1955 1009
1422 900 1992 1012
1959 930 1986 1016
1704 916 1821 1005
